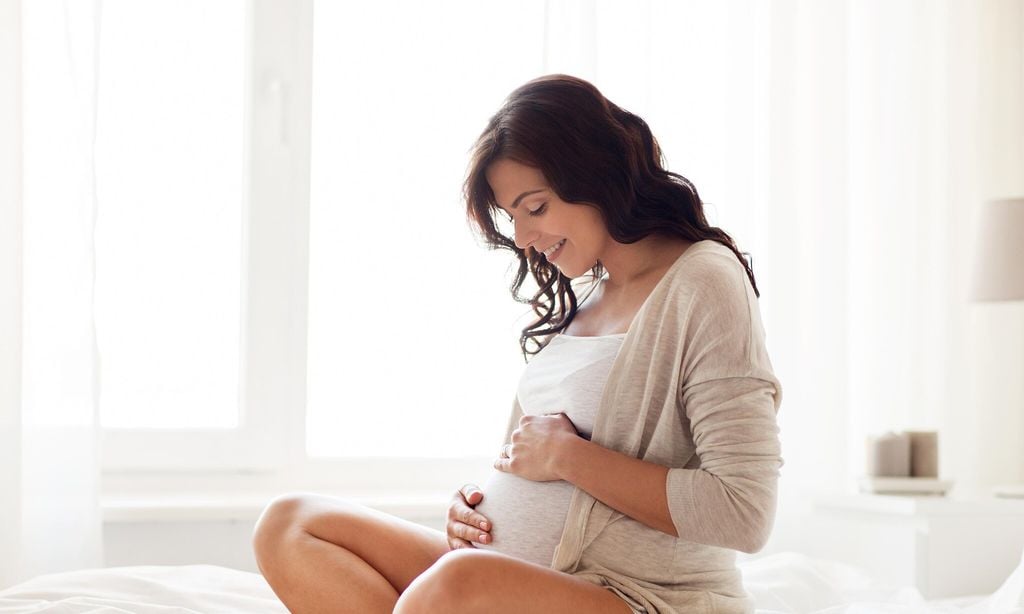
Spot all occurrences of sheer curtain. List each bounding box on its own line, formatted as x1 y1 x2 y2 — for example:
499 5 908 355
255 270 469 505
544 0 1024 513
0 0 104 587
0 0 25 586
764 0 1022 503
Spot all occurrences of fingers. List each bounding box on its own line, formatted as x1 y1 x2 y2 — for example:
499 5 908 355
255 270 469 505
459 483 483 505
448 536 475 550
448 485 492 548
450 495 491 533
493 456 510 471
445 514 491 549
446 515 491 546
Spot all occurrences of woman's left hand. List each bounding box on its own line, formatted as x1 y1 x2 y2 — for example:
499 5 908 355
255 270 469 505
494 413 579 482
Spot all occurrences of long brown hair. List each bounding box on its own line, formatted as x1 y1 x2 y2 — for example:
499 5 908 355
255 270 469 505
464 74 757 360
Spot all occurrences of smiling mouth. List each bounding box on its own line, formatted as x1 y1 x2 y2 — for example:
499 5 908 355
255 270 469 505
542 238 566 261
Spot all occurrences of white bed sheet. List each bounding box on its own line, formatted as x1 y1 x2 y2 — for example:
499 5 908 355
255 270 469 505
0 565 286 614
740 550 1023 613
0 549 1021 613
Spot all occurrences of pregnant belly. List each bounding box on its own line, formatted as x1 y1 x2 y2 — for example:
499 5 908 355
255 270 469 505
472 469 576 567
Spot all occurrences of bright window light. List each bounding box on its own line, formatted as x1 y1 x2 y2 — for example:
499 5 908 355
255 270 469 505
306 0 546 457
93 0 245 428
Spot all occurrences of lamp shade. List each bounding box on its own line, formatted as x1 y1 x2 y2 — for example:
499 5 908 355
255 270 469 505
970 197 1024 302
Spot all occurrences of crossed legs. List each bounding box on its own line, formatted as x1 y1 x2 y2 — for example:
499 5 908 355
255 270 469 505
252 492 633 614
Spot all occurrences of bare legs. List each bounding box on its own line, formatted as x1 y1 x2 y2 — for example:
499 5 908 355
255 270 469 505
252 493 449 614
253 492 633 614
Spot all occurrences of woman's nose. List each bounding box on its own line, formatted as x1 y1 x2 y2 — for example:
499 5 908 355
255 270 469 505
509 229 536 250
513 220 539 251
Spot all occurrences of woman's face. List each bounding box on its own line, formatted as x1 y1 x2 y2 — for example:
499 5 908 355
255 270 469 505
486 158 610 279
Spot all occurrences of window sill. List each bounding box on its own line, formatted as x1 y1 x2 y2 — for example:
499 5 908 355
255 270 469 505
101 491 452 524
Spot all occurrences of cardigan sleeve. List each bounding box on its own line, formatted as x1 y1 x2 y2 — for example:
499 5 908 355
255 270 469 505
502 396 525 447
664 255 784 554
666 378 782 553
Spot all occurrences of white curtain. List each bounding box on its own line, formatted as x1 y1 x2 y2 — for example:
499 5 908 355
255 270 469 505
765 0 1022 503
0 0 26 586
0 0 104 587
544 0 1024 511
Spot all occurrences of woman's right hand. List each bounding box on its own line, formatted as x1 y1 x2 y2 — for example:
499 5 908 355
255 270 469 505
446 484 492 550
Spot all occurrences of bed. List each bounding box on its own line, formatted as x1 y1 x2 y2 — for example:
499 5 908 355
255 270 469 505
0 549 1021 613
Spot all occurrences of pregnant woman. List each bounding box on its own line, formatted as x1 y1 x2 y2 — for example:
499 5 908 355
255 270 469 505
253 74 783 614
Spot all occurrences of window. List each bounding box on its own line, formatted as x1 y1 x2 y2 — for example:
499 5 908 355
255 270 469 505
305 0 546 458
84 1 768 494
95 0 245 429
95 1 549 486
96 0 285 471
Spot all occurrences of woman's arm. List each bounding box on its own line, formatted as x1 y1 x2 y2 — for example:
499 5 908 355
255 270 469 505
665 376 782 554
554 437 677 538
553 376 782 553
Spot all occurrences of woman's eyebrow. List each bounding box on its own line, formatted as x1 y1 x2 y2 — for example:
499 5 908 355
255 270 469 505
500 189 546 212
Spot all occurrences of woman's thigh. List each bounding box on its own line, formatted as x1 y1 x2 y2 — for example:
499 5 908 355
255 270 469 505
397 548 635 614
254 492 450 594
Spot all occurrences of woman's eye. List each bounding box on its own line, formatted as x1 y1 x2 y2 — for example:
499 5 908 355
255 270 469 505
528 203 547 217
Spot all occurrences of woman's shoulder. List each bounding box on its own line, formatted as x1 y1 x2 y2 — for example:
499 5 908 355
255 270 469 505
664 240 753 299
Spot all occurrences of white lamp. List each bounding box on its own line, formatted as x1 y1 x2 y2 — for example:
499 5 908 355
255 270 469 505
970 197 1024 498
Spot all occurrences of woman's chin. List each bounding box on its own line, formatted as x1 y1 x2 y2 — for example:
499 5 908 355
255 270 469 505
549 259 571 276
559 265 586 279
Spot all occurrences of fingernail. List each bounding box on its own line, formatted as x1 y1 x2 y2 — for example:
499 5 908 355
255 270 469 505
481 521 489 530
480 534 490 544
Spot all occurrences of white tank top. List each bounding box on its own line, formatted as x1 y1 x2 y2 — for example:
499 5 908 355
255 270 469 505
473 332 625 566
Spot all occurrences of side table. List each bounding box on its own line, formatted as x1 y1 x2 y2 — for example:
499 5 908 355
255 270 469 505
807 492 1024 599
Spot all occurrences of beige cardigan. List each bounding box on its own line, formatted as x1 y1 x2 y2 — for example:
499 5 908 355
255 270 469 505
500 240 783 614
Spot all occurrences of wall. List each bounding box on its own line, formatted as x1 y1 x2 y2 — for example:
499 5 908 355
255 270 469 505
101 502 447 573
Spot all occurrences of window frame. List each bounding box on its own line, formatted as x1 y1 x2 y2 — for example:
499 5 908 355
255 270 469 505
102 0 304 475
100 0 497 497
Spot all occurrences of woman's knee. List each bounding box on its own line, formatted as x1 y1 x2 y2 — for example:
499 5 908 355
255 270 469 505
252 492 317 567
393 549 484 614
